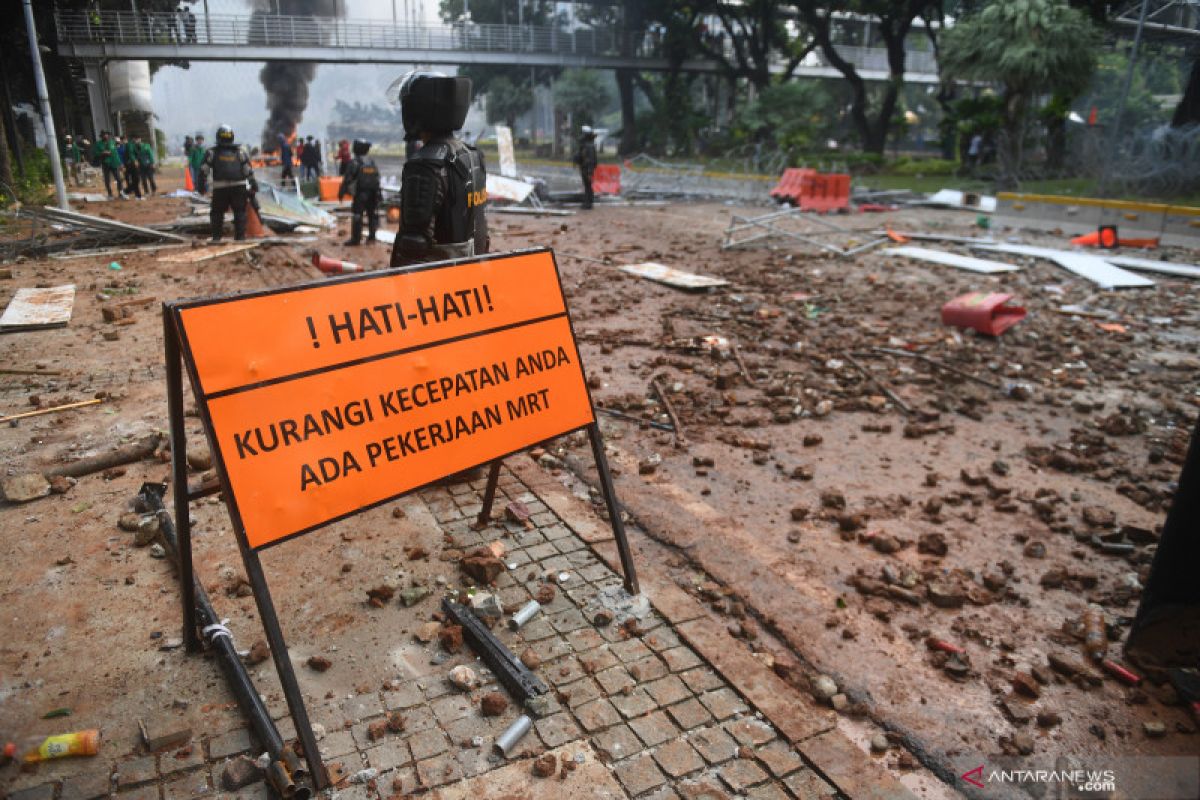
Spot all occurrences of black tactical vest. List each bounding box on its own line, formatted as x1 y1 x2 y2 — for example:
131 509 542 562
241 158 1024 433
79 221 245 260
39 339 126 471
356 157 381 193
210 145 245 183
414 137 485 246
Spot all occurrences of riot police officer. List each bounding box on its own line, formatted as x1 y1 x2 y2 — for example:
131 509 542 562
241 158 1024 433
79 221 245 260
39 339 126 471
574 125 598 210
200 125 258 242
390 71 489 268
339 139 382 246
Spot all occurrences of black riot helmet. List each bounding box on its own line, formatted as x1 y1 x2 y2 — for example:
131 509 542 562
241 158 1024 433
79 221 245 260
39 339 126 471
352 138 371 156
393 71 472 137
216 124 235 145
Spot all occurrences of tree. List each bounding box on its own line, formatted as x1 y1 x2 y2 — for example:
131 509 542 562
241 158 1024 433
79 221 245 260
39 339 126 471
739 80 837 153
689 0 814 91
794 1 942 156
940 0 1100 189
485 76 534 131
553 69 611 128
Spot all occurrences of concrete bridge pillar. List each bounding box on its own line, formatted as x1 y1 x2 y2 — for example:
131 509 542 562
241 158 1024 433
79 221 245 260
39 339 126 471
82 60 113 137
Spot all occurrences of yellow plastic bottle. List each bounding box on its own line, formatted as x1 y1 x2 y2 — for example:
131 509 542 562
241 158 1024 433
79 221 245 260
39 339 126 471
6 730 101 763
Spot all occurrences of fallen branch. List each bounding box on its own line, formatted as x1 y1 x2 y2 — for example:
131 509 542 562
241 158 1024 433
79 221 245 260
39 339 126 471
0 398 101 424
869 347 1001 391
651 377 688 448
844 353 912 415
46 432 164 478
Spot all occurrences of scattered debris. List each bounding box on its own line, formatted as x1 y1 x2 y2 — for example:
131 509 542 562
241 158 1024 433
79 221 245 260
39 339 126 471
448 665 479 691
886 246 1017 274
0 285 76 331
618 262 729 290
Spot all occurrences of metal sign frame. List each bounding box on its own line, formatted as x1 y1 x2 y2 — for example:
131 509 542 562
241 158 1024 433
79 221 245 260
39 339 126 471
161 248 639 792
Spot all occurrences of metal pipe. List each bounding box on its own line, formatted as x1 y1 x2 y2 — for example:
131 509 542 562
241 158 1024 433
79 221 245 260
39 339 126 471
21 0 68 210
494 715 532 756
508 600 541 630
138 483 307 799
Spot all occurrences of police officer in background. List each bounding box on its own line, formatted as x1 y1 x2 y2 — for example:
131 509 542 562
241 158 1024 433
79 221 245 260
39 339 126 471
200 125 258 242
573 125 597 210
339 139 382 246
390 71 489 268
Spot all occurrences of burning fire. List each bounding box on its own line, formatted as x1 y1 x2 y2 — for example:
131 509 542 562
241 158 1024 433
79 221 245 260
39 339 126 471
252 131 299 169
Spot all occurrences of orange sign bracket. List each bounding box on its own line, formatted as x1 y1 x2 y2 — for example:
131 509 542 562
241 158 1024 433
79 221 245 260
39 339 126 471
159 248 640 794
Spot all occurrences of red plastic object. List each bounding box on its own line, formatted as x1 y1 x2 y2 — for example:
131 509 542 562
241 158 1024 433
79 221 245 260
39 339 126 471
1100 658 1141 686
311 252 364 274
592 164 621 196
941 292 1026 336
799 172 850 213
769 168 815 204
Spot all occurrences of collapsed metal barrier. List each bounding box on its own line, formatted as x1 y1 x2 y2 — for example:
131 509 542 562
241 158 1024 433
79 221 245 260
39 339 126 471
721 205 888 256
138 482 311 800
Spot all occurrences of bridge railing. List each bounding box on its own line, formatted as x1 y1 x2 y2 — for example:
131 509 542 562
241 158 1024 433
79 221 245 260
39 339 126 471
54 9 939 76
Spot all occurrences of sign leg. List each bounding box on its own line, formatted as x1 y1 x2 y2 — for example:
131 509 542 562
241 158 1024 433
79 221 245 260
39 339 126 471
476 460 502 527
587 424 640 595
164 314 200 653
242 550 329 789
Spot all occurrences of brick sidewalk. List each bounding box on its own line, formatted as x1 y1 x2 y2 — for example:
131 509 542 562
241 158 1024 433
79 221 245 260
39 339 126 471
6 462 871 800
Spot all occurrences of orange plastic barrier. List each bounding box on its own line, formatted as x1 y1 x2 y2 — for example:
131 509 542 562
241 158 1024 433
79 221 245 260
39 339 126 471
318 175 342 202
592 164 621 195
769 168 815 204
799 173 850 213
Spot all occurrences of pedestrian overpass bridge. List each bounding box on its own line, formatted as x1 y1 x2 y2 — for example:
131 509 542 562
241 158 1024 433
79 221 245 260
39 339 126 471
54 9 940 82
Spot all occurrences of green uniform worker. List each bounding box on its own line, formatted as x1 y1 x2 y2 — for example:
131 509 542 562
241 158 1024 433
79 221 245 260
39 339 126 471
134 136 157 196
92 132 123 198
188 135 207 193
62 135 82 186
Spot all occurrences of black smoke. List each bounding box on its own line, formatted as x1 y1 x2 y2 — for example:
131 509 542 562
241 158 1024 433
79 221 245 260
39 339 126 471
249 0 336 151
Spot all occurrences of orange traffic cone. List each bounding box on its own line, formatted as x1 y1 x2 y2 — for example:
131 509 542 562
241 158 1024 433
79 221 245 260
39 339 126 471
245 204 267 238
1071 230 1102 247
183 165 194 192
311 252 363 274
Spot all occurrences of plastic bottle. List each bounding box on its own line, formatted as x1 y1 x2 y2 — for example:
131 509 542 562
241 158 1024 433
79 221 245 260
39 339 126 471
2 730 101 764
1082 605 1108 661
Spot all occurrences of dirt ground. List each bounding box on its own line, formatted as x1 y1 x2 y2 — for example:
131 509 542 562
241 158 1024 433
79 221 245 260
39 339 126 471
1 169 1198 798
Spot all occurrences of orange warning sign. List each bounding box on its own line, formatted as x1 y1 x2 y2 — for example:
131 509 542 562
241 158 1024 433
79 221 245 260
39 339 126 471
171 249 594 550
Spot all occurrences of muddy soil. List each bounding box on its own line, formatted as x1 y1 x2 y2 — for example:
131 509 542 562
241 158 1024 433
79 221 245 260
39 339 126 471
1 174 1197 796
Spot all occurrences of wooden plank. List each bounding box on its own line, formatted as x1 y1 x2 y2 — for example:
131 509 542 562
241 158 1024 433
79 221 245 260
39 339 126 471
886 245 1019 274
0 285 76 331
159 243 260 263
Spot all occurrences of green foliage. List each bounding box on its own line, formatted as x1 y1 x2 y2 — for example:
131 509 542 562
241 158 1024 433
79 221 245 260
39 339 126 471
553 70 612 126
2 148 55 207
1076 52 1176 133
738 81 837 152
485 77 534 129
942 94 1004 138
888 157 959 176
940 0 1101 99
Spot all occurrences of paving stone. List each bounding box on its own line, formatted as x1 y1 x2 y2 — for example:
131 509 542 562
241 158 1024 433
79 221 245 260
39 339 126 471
406 729 450 762
784 768 838 800
755 740 804 778
60 772 112 800
699 688 749 721
381 766 419 795
566 550 600 568
677 776 733 800
514 530 546 548
161 771 208 800
660 646 704 673
653 739 706 778
454 744 493 779
577 647 619 674
628 655 669 683
430 693 475 725
531 636 573 664
719 758 770 792
115 755 157 788
159 743 205 776
416 754 463 788
680 668 725 695
577 563 610 581
546 655 586 686
560 677 602 709
747 782 791 800
421 677 455 700
611 687 658 719
643 629 683 652
7 784 55 800
526 543 558 561
629 710 679 748
330 782 375 800
541 555 572 573
690 726 740 765
534 713 583 748
595 666 636 695
725 717 776 748
364 740 411 772
566 628 606 652
643 788 682 800
592 724 644 763
549 608 588 634
114 787 160 800
614 753 668 796
575 698 622 732
383 683 424 711
667 697 715 731
610 638 654 664
399 704 437 733
645 675 692 707
519 618 559 642
541 523 573 541
208 727 254 760
320 729 358 759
